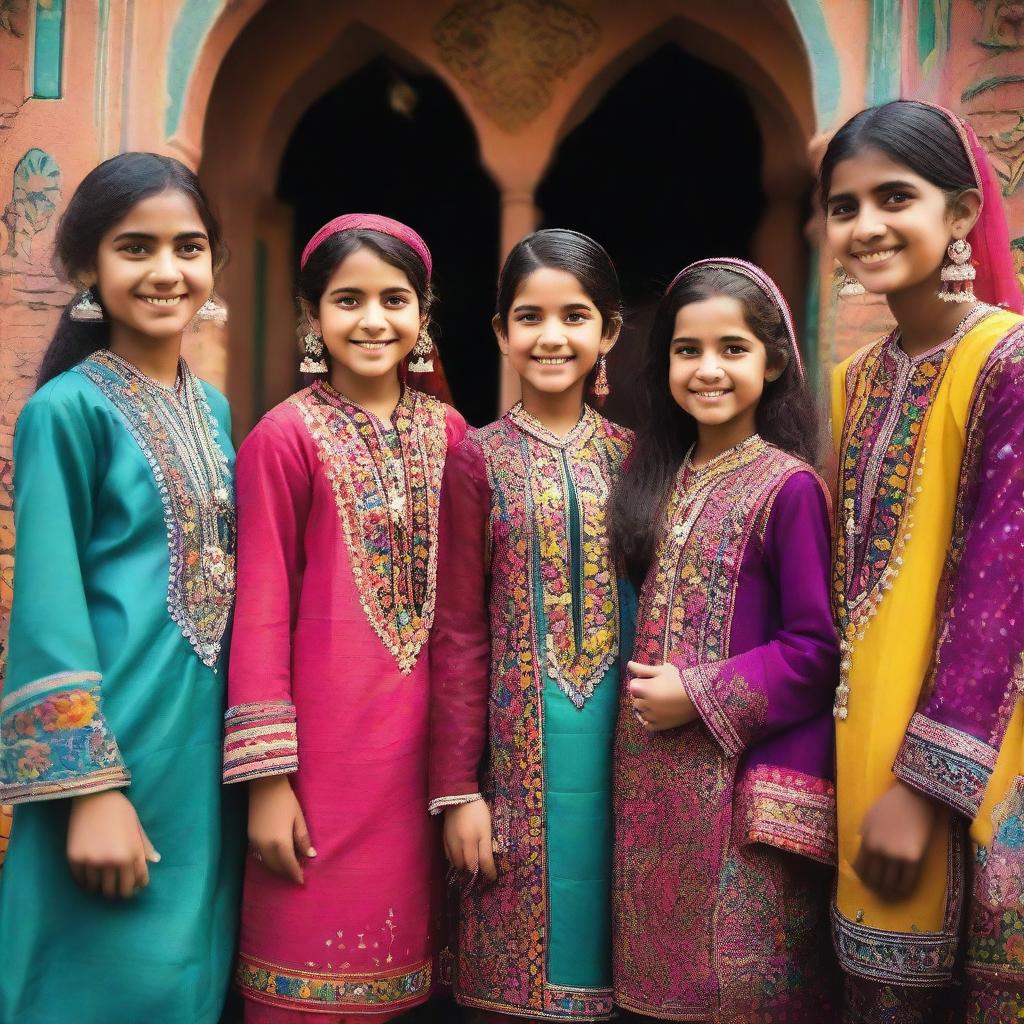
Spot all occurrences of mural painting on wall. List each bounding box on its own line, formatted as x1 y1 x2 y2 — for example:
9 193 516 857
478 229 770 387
434 0 600 131
5 147 61 259
0 0 27 37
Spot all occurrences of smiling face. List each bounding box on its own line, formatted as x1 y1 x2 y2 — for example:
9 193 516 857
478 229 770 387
825 147 980 298
497 266 618 404
669 295 778 439
309 245 422 389
85 189 214 343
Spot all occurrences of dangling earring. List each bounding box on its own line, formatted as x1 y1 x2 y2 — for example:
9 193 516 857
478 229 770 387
836 265 865 297
592 354 610 398
939 238 976 303
69 288 105 322
189 294 228 330
299 330 328 374
409 324 434 373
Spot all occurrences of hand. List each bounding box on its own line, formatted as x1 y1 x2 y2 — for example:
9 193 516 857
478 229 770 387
67 790 160 899
443 799 497 883
627 660 697 732
248 775 316 884
854 781 938 901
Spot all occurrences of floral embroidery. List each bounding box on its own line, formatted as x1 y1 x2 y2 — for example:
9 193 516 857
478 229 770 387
74 350 235 667
222 701 298 783
290 382 447 674
614 438 818 1016
736 765 837 865
832 306 996 719
237 953 430 1012
0 670 128 802
967 776 1024 987
893 713 998 819
454 409 630 1019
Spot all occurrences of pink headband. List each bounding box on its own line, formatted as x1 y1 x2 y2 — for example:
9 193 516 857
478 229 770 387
667 257 806 380
921 102 1023 314
299 213 433 278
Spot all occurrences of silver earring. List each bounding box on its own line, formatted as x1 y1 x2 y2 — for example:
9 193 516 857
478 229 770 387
938 238 976 303
299 330 328 374
189 295 228 330
69 288 105 322
409 325 434 373
837 268 865 297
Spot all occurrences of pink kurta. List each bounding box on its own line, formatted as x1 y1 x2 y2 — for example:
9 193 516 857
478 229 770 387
223 380 466 1020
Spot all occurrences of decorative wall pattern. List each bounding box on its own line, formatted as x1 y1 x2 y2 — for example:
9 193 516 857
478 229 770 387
7 148 61 259
434 0 599 131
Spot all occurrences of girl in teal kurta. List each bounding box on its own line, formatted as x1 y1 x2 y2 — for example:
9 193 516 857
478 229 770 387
0 154 241 1023
428 229 632 1021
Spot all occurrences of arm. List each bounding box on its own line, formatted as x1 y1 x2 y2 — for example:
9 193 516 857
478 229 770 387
428 436 492 813
222 413 310 785
892 334 1024 821
677 471 839 757
0 387 128 804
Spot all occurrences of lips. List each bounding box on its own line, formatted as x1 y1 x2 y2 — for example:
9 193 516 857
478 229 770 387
690 389 731 399
138 295 185 306
532 356 573 365
351 339 398 350
853 247 901 265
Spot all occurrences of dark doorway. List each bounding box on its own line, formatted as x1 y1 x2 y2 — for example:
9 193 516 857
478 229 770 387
278 58 500 426
536 44 768 426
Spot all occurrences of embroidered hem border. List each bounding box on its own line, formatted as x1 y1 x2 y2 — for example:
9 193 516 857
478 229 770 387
223 701 299 783
459 982 615 1021
428 792 483 816
892 712 998 819
237 953 431 1013
613 988 709 1022
831 905 958 986
0 670 129 804
681 664 745 758
736 765 837 864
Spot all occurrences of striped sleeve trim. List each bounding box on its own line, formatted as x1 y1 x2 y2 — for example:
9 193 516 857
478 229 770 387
223 701 298 784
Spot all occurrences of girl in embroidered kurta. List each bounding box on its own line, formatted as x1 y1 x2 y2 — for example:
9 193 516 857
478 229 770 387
822 101 1024 1023
429 229 631 1023
223 215 465 1023
0 154 241 1024
609 259 840 1023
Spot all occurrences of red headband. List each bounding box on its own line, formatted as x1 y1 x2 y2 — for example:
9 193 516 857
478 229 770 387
300 213 433 278
667 257 806 380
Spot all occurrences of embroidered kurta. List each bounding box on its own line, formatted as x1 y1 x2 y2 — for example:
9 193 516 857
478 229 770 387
832 305 1024 1021
613 436 839 1023
0 351 242 1024
224 380 465 1019
429 403 633 1021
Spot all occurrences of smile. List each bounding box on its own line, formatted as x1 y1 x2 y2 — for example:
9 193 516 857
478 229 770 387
533 356 573 365
854 248 900 265
138 295 185 306
691 389 731 399
351 340 397 350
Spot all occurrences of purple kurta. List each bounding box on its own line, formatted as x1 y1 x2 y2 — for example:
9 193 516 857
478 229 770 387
613 436 839 1022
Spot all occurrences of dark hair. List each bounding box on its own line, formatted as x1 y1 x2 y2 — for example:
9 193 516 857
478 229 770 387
818 100 976 207
495 228 622 337
610 265 823 582
37 152 226 389
296 228 434 380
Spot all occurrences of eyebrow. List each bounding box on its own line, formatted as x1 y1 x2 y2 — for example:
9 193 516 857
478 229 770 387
827 180 918 204
327 285 414 297
111 230 209 243
512 301 593 313
671 334 753 344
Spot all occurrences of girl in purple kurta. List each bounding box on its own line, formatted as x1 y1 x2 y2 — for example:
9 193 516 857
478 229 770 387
222 215 465 1022
610 259 839 1022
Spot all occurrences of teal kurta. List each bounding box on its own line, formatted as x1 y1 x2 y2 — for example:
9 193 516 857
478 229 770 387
0 351 242 1024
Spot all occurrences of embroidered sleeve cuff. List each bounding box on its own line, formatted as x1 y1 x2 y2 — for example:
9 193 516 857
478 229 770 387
736 765 837 865
0 671 129 804
428 792 483 816
892 712 998 819
679 662 766 758
223 701 299 784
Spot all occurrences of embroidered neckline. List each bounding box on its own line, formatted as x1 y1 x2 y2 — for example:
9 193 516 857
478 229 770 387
887 303 999 365
291 383 448 674
507 401 596 450
682 433 764 484
75 349 235 667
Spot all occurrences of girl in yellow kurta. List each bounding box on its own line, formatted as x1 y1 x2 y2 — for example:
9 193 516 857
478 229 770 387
822 101 1024 1022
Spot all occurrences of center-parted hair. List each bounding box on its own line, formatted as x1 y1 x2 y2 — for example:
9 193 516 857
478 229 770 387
610 264 823 583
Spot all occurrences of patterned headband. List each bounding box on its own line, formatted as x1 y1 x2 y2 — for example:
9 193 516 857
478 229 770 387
666 257 805 381
300 213 433 278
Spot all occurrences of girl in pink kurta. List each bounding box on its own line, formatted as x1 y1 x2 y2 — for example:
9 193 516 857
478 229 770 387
223 215 466 1022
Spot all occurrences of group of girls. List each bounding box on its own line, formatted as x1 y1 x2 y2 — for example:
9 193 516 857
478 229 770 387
0 97 1021 1024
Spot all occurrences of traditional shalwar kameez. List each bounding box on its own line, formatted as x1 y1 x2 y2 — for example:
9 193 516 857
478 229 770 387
0 350 242 1024
832 304 1024 1022
224 380 465 1021
612 435 839 1023
429 403 633 1021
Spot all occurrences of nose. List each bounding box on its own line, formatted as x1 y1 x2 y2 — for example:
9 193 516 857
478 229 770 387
851 203 887 244
359 301 387 334
695 351 724 381
149 246 183 285
537 317 566 348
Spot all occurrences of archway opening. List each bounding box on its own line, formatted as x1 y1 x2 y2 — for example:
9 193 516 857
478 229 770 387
277 57 500 425
536 43 774 424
